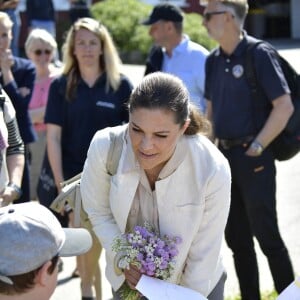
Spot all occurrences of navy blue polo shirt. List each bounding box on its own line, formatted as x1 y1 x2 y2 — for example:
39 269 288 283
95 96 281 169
45 73 133 176
1 56 37 144
205 33 290 139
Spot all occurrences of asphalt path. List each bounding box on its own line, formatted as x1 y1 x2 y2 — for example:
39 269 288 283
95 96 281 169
51 40 300 300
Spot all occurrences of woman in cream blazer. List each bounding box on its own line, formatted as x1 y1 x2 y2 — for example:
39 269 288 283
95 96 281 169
81 72 231 299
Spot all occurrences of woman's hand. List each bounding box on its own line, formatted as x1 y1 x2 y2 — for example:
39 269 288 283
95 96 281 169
0 49 14 71
124 264 142 290
0 186 20 207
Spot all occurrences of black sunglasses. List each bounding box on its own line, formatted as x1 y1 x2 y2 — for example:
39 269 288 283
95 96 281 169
203 11 227 22
34 49 52 56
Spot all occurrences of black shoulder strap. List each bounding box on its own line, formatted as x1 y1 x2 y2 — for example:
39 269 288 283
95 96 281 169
0 97 4 110
144 46 163 76
244 40 271 133
245 40 264 99
0 84 5 111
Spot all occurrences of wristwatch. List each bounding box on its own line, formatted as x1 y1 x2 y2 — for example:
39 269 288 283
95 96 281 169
7 182 23 200
250 140 264 155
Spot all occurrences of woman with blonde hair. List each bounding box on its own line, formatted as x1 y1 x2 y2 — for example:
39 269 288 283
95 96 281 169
45 18 133 300
25 28 61 201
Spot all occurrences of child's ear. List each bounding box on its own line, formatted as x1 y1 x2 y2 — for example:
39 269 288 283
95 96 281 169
35 261 53 286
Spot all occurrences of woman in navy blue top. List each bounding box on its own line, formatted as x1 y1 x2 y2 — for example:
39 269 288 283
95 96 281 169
0 12 36 204
45 17 133 300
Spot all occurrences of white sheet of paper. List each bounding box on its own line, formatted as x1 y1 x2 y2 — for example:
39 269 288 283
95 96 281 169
136 275 208 300
277 277 300 299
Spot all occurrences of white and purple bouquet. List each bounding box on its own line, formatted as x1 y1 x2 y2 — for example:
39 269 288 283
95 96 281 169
112 222 182 300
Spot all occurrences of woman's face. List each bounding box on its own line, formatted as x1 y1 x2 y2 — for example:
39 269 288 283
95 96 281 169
27 40 53 69
129 108 188 174
0 21 12 54
73 28 102 68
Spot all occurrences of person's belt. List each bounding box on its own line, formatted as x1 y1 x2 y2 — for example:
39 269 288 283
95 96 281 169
218 135 254 150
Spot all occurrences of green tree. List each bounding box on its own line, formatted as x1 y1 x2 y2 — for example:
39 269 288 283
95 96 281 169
91 0 217 63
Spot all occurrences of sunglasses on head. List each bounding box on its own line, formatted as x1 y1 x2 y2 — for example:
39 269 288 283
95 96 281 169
203 11 227 22
34 49 52 56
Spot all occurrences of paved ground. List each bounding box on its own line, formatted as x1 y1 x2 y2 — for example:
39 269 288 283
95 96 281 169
51 40 300 300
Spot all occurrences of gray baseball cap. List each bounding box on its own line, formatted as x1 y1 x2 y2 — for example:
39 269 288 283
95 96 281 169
0 202 92 284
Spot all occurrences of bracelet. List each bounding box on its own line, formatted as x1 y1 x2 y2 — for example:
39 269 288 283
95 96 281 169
7 182 22 200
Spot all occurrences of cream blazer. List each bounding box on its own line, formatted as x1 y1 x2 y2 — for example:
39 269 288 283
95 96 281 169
81 125 231 297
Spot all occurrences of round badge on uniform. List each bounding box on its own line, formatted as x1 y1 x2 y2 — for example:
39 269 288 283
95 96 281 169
232 64 244 78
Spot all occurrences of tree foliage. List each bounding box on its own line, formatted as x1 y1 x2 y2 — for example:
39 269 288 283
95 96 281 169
91 0 217 63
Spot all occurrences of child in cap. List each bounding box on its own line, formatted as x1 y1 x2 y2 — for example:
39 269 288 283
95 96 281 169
0 202 92 300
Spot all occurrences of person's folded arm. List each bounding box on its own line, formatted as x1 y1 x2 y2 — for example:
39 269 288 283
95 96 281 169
248 93 294 153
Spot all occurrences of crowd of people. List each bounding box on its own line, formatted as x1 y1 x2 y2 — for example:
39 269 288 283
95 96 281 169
0 0 296 300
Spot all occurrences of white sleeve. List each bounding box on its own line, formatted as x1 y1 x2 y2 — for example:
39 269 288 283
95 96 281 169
180 157 231 295
81 130 122 262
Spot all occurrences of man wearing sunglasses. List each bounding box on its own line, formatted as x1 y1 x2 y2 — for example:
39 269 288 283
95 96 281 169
202 0 294 299
141 3 209 113
0 202 92 300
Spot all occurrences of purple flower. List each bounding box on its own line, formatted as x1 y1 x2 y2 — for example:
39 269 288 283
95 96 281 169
112 222 181 285
159 260 168 269
146 269 155 276
169 247 179 257
174 236 182 244
137 253 144 262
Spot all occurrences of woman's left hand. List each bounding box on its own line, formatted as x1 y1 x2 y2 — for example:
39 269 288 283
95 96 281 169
0 49 14 71
124 264 142 290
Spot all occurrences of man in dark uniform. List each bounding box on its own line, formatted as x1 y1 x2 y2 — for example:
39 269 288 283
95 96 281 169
202 0 295 299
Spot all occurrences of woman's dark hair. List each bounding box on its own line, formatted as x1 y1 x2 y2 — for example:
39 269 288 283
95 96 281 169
128 72 211 135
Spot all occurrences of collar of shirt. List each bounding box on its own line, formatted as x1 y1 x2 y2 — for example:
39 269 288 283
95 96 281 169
162 34 190 61
218 30 249 59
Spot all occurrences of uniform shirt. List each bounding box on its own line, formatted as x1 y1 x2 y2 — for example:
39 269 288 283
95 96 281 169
0 56 37 144
162 35 209 113
205 33 290 139
45 73 133 176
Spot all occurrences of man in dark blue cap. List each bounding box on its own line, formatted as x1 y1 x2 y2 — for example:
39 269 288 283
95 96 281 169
142 3 209 113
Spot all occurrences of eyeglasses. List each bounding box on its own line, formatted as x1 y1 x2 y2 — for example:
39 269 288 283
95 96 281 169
203 11 227 22
33 49 52 56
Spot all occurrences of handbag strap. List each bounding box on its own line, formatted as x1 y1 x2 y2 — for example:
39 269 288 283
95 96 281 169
74 185 82 228
106 125 125 176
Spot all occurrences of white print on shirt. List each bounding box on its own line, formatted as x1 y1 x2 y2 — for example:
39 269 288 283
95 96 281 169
232 65 244 78
96 101 115 109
